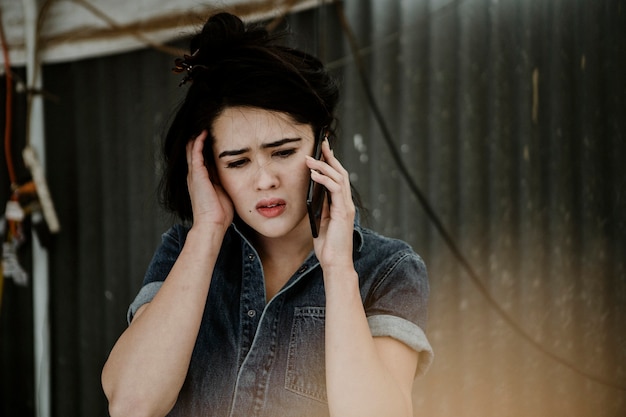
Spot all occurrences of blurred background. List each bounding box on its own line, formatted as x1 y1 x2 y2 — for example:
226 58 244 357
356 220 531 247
1 0 624 416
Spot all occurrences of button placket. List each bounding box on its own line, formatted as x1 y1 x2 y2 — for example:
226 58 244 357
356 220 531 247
238 247 265 368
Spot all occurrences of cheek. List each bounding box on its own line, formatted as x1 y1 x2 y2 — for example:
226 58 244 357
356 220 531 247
223 182 250 215
218 170 267 217
215 169 242 201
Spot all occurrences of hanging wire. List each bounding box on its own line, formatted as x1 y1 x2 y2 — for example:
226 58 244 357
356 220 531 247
331 1 626 392
0 7 14 313
0 7 23 246
70 0 184 56
0 8 16 186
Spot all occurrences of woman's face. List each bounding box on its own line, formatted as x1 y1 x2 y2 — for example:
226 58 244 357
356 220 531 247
211 106 316 240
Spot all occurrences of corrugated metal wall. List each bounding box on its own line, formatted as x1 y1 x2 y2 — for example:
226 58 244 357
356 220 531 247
1 0 624 416
330 1 626 415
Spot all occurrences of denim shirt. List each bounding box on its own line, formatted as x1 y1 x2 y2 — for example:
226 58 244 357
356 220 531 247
128 220 433 417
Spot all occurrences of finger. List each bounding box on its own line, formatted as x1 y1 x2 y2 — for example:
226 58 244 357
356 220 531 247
321 140 351 183
306 159 348 193
309 168 353 216
309 167 340 193
186 139 193 165
306 155 341 181
187 131 208 168
321 136 334 160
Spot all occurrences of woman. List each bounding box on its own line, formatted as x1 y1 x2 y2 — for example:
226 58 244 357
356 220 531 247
101 12 432 417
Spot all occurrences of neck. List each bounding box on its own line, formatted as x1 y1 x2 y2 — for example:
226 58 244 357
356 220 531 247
252 230 313 267
248 222 314 302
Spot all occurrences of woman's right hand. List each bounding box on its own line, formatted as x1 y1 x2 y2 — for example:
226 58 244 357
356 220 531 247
186 130 234 232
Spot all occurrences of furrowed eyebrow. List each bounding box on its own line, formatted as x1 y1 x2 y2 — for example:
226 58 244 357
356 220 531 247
217 138 302 158
261 138 302 149
218 148 250 158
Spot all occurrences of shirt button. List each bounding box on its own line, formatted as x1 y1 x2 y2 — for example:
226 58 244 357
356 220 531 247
248 254 255 261
247 310 256 318
297 265 308 273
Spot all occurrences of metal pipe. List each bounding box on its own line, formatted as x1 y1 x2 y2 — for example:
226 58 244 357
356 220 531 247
22 0 51 416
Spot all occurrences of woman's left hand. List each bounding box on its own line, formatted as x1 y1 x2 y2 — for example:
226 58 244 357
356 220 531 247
306 139 356 271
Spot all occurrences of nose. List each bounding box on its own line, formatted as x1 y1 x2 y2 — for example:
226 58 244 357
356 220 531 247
255 161 279 190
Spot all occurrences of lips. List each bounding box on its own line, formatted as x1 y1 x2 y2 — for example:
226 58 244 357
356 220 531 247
256 199 286 218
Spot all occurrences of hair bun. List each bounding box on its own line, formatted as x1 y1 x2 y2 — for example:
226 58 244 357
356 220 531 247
191 13 271 61
173 13 281 85
172 12 336 123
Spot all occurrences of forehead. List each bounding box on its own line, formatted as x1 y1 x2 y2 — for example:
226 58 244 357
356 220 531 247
212 107 313 148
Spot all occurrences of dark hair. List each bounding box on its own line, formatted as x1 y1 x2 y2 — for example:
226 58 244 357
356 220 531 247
159 12 340 221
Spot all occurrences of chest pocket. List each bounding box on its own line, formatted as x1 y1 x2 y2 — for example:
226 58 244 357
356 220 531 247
285 307 327 403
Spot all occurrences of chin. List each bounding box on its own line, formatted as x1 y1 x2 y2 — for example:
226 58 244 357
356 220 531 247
256 224 295 239
254 218 310 240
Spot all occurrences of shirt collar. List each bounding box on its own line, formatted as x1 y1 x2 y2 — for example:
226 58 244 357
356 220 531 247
353 209 365 253
230 212 364 253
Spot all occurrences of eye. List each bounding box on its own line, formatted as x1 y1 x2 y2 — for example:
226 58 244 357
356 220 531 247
273 148 296 158
226 158 249 169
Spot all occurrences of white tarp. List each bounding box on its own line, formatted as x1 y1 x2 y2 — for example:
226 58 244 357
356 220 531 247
1 0 319 65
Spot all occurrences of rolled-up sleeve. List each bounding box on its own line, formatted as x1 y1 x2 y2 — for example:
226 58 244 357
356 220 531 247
365 252 433 377
127 281 163 323
126 225 187 324
368 314 433 377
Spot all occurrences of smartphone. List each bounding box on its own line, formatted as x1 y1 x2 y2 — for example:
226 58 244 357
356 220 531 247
306 129 329 238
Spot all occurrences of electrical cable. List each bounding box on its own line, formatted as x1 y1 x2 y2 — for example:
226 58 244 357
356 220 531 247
332 1 626 392
1 9 21 239
71 0 184 57
0 7 15 314
0 8 16 186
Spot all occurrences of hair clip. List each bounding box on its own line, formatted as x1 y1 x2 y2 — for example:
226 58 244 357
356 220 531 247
172 50 207 86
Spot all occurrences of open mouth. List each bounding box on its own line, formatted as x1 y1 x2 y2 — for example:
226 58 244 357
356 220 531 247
256 199 286 218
